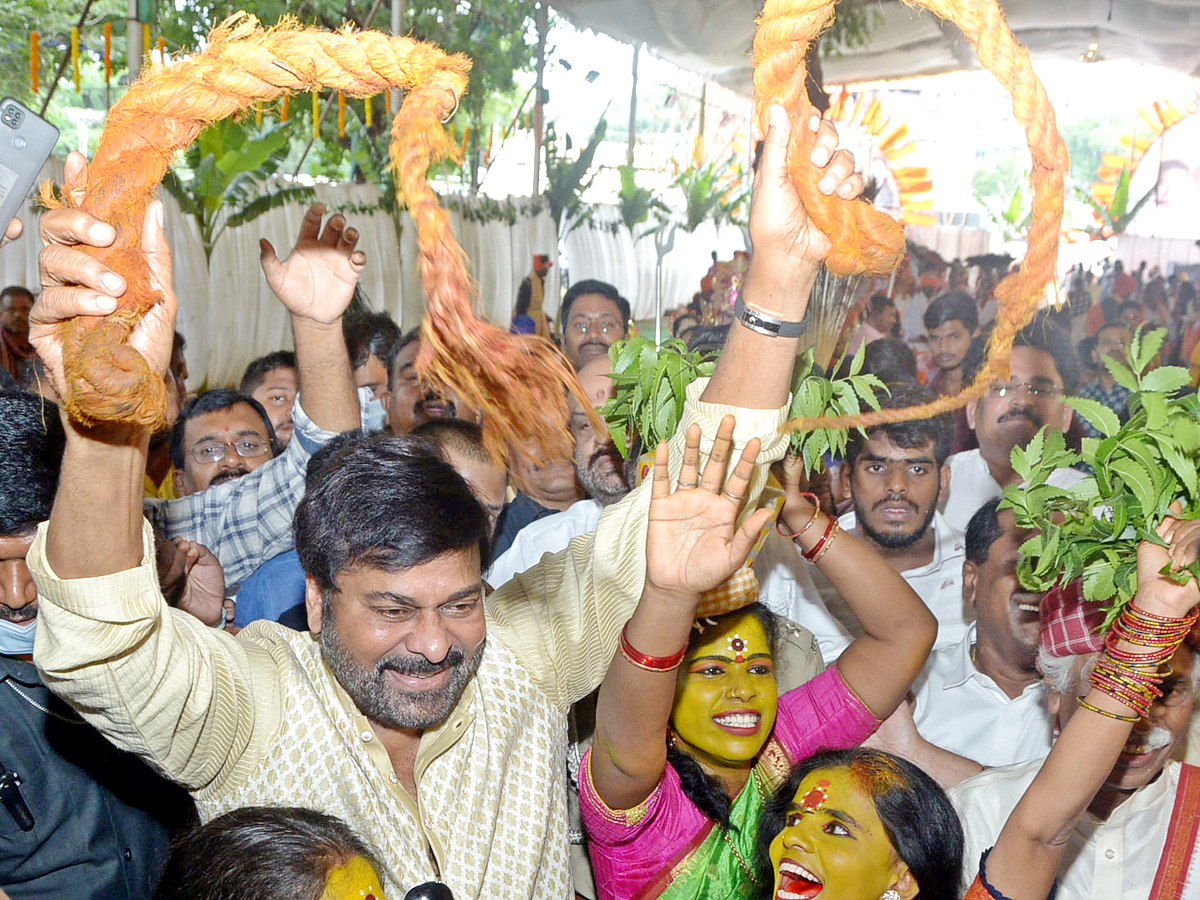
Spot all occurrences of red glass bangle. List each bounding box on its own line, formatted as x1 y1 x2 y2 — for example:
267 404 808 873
776 493 821 540
801 515 838 561
618 622 687 672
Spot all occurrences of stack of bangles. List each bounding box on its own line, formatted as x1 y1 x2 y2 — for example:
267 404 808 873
618 622 687 673
1080 603 1200 722
775 492 840 564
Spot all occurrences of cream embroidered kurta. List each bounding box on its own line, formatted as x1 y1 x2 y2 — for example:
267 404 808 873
29 379 790 900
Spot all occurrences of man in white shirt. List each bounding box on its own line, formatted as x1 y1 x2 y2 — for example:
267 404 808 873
951 581 1200 899
911 498 1053 767
805 386 969 657
941 316 1083 532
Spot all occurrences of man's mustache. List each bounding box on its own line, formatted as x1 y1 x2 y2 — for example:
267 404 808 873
998 408 1042 426
872 495 918 513
378 646 465 677
210 467 250 486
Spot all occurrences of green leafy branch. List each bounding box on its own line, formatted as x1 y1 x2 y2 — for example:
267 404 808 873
787 344 886 473
1001 327 1200 628
599 339 885 468
601 337 716 457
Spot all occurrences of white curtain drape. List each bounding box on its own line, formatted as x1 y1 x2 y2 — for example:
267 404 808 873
2 169 759 390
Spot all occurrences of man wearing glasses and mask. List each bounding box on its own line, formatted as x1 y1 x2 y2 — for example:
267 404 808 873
558 280 630 370
940 315 1084 533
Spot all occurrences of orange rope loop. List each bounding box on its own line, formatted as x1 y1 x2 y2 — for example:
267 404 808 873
51 13 589 466
754 0 1067 434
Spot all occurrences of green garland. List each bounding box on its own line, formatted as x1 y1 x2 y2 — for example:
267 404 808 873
1001 327 1200 628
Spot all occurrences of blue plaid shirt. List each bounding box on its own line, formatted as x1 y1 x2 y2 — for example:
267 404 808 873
1074 378 1131 438
145 399 336 590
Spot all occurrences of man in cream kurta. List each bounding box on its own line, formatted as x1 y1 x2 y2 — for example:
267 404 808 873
29 383 788 899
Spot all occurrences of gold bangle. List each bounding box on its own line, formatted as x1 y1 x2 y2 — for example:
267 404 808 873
1077 697 1140 723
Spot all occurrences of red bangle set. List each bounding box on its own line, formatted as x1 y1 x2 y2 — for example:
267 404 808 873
618 622 687 673
801 516 840 563
1088 602 1198 719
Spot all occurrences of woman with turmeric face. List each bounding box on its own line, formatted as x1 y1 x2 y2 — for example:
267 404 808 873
578 436 937 900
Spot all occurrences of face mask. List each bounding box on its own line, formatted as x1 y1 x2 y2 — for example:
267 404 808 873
0 617 36 656
359 385 387 432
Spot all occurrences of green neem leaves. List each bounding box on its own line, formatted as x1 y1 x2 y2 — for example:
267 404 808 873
1001 326 1200 628
787 345 886 475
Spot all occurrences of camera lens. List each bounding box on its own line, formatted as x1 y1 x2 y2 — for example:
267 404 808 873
13 136 27 149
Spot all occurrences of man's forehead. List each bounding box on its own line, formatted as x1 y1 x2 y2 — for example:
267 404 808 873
1008 345 1063 384
568 294 621 320
860 432 935 460
185 403 268 440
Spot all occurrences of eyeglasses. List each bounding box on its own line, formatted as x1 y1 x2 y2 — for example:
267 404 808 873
189 437 271 465
987 381 1063 400
567 318 622 336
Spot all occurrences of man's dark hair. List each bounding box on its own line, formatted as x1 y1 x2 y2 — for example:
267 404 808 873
342 311 401 371
239 350 298 396
1013 313 1079 393
294 432 491 591
170 389 279 470
859 337 918 386
385 326 422 386
154 806 382 900
965 497 1006 566
561 279 631 329
0 392 65 536
758 749 963 900
923 290 979 334
0 285 34 308
844 385 953 469
685 325 730 357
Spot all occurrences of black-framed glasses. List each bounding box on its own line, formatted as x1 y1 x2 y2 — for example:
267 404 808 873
189 438 271 465
987 381 1063 400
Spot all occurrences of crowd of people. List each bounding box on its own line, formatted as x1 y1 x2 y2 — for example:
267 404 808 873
1 104 1199 900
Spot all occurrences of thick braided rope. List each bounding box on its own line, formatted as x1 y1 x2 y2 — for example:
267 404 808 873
756 0 1066 434
56 13 592 461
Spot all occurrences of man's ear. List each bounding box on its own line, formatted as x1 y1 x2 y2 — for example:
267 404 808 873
962 560 979 609
1057 403 1074 434
173 469 195 497
890 860 920 900
939 463 950 499
965 398 978 431
305 576 326 634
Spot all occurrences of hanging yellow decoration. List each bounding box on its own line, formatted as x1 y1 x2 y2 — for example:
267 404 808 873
30 32 39 93
364 95 372 128
71 27 80 92
312 90 319 140
338 92 346 136
104 23 112 85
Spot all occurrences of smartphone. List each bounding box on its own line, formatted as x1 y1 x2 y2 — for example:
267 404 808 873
0 98 59 236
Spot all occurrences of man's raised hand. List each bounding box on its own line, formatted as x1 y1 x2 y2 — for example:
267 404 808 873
259 203 366 325
644 417 771 603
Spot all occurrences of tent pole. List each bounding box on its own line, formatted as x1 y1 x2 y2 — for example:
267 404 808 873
627 42 639 167
533 2 548 195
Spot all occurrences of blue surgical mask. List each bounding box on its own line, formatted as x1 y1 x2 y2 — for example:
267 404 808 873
359 385 387 432
0 617 36 656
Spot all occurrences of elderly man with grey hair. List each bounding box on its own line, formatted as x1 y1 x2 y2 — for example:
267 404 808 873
950 579 1200 899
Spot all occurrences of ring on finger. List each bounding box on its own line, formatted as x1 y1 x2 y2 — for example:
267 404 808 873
722 489 746 503
677 480 699 489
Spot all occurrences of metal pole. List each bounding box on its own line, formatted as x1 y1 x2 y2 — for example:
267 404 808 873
697 80 706 161
391 0 404 115
126 0 142 82
626 43 639 167
533 2 548 195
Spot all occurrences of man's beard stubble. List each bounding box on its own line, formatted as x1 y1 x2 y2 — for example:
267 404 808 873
854 490 939 551
319 604 484 731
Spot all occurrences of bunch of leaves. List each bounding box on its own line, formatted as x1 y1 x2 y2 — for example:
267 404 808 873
545 114 608 237
616 163 667 236
162 118 315 260
601 337 716 457
973 173 1032 244
599 339 885 467
787 345 886 473
1001 327 1200 628
1075 165 1158 238
672 157 749 233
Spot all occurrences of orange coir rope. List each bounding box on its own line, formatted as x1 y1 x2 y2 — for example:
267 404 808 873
755 0 1068 432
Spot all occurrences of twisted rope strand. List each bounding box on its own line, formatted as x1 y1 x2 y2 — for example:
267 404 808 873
757 0 1066 434
56 14 593 462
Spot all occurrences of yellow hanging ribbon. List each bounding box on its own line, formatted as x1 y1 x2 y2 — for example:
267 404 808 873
71 27 80 92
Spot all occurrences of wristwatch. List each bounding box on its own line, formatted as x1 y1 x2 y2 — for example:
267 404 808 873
733 296 809 337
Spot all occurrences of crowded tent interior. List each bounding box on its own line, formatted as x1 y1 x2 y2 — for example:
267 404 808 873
4 1 1200 899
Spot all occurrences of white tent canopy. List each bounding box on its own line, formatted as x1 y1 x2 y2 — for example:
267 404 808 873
550 0 1200 93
